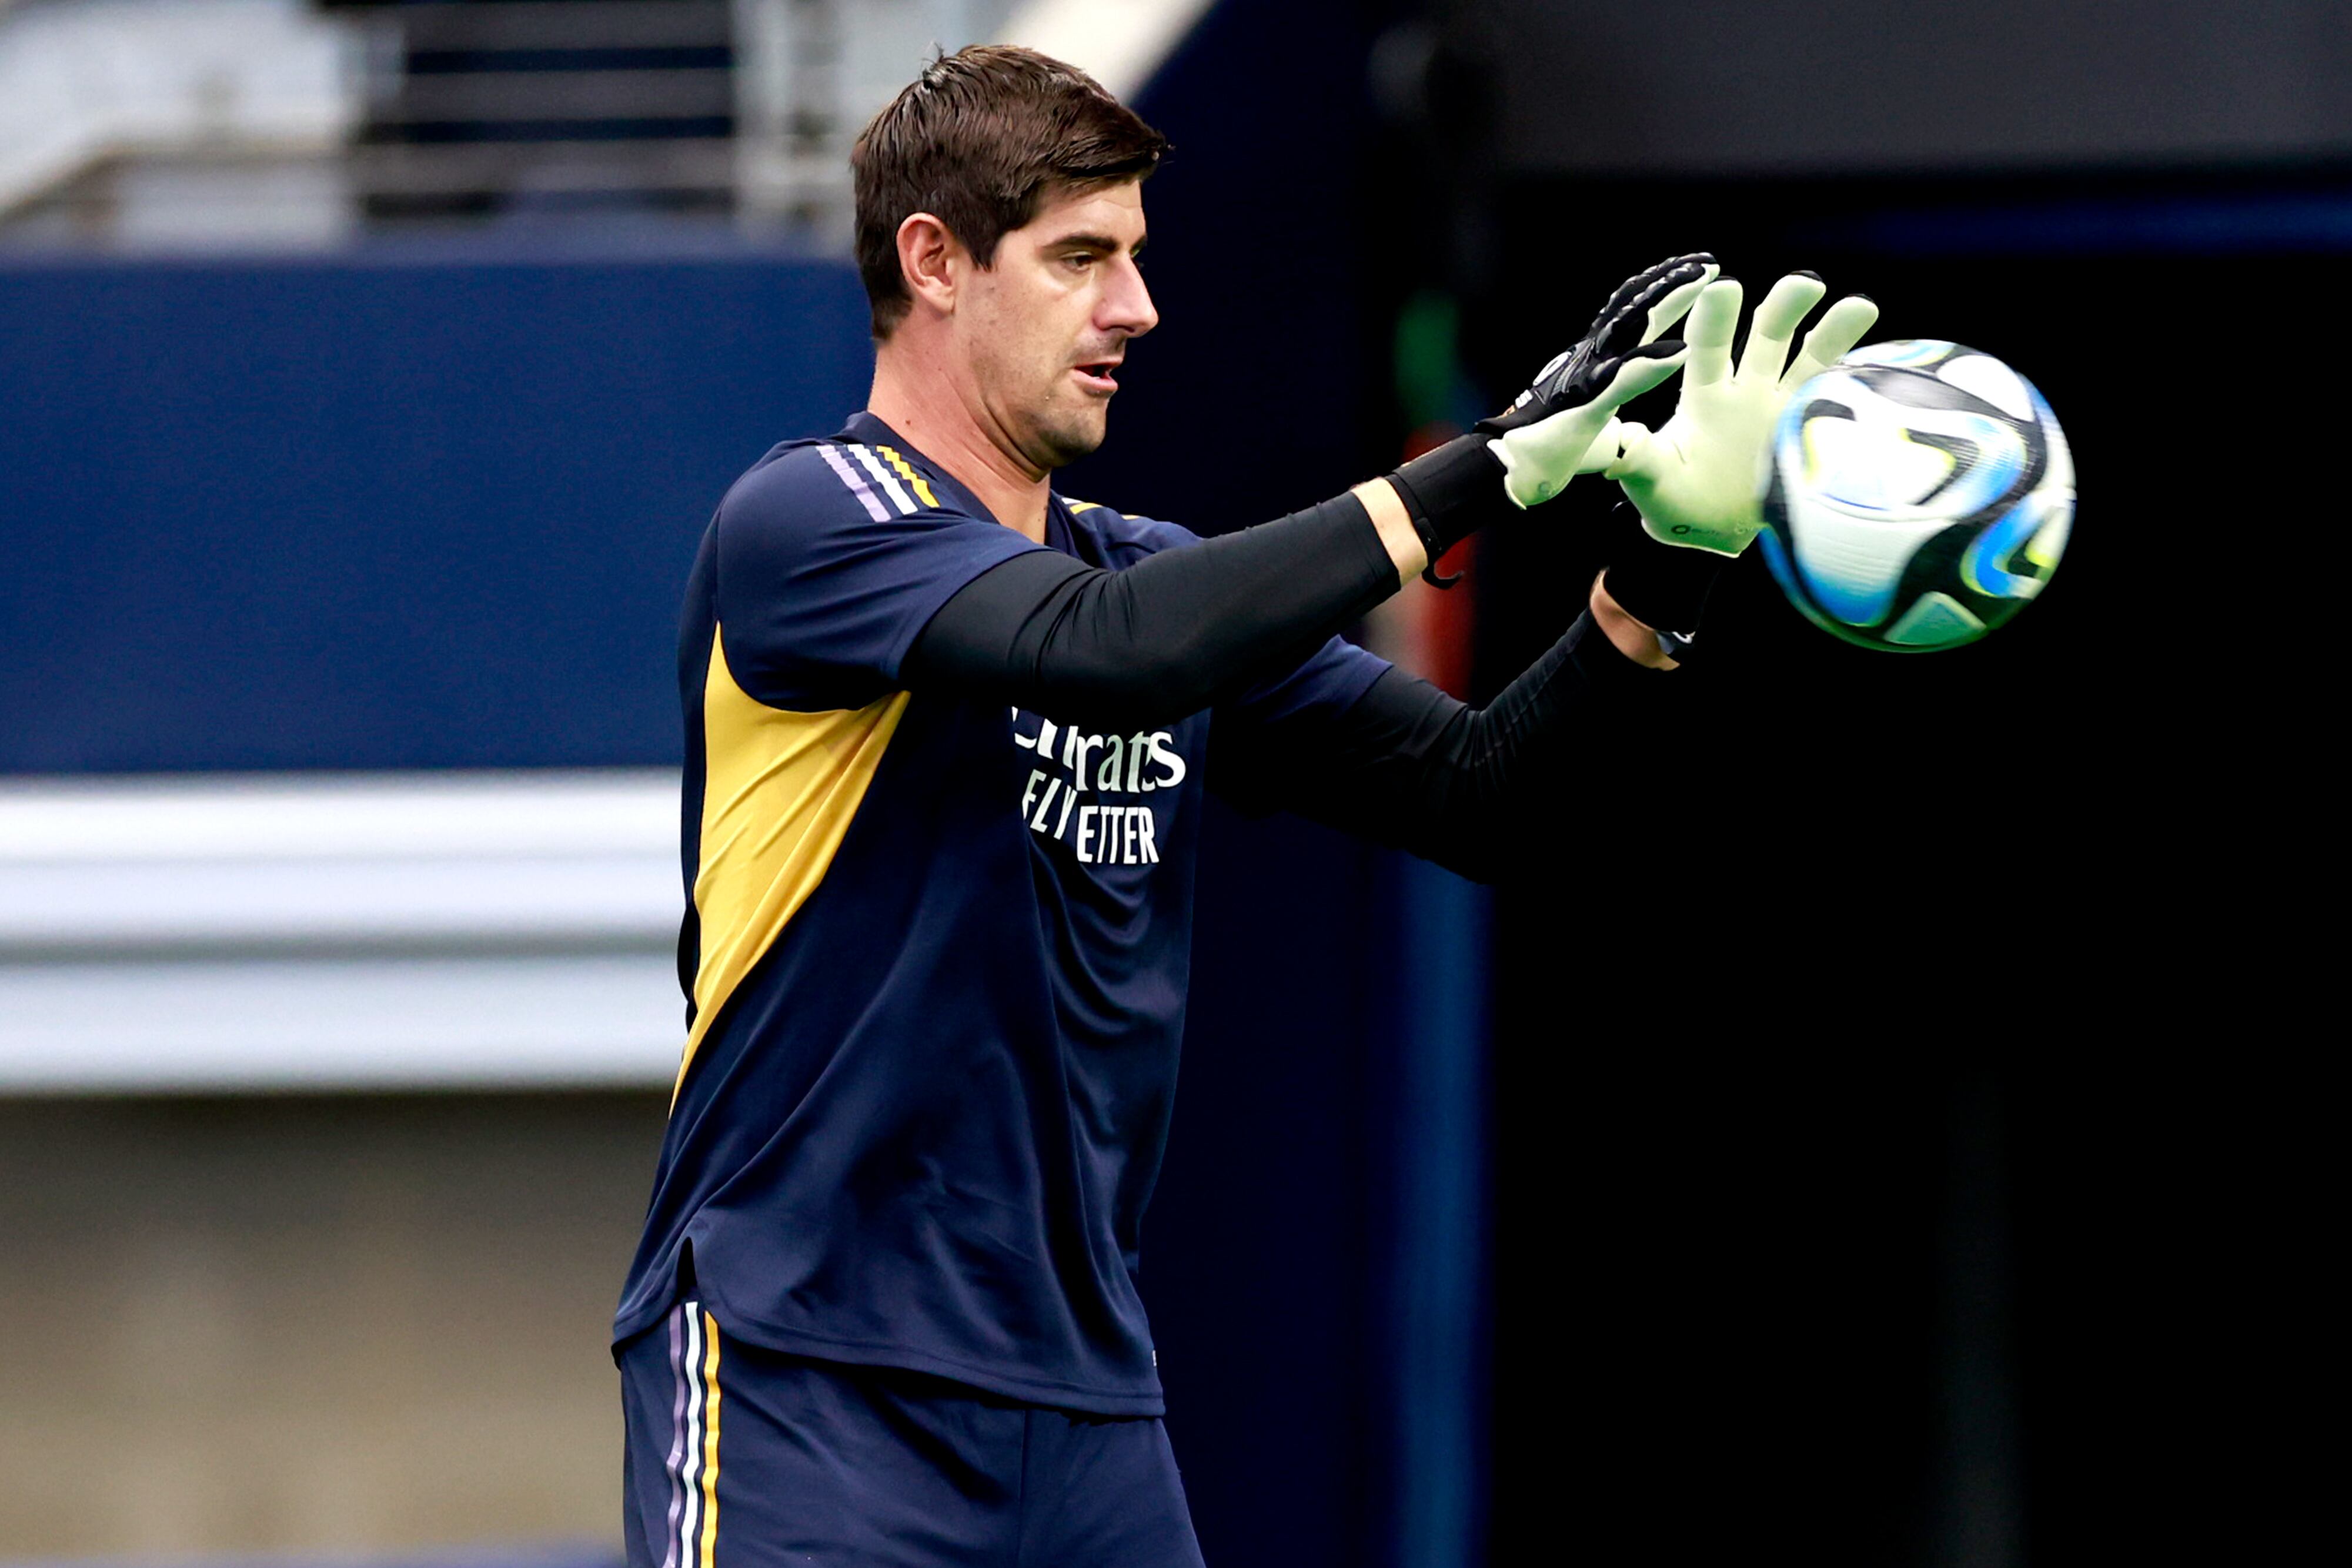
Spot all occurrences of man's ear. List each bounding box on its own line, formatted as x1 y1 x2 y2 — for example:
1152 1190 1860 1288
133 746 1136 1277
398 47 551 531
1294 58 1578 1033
897 213 963 317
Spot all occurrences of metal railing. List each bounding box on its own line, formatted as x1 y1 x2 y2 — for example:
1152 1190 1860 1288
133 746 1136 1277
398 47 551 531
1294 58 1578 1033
331 0 739 222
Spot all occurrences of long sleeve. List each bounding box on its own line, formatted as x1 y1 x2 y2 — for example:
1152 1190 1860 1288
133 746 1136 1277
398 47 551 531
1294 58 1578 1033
902 493 1397 727
1206 612 1665 884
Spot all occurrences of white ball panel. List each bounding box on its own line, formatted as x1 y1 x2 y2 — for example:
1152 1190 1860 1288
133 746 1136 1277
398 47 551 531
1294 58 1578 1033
1780 488 1955 624
1937 352 2033 420
1805 414 1955 511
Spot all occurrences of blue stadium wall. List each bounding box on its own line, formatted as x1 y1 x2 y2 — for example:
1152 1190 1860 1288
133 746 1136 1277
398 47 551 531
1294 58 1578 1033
2 252 866 772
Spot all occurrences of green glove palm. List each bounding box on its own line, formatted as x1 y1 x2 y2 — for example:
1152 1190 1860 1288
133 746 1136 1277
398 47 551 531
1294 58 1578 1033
1604 273 1881 555
1493 351 1686 509
1384 253 1719 588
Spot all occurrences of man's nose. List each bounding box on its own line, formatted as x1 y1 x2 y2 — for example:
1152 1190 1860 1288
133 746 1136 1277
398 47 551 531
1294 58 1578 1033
1103 256 1158 338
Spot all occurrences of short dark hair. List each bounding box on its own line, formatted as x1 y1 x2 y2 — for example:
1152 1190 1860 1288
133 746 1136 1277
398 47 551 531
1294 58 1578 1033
852 46 1170 340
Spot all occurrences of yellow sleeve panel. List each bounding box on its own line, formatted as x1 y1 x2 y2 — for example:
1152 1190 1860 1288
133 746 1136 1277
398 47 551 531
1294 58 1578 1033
679 625 911 1100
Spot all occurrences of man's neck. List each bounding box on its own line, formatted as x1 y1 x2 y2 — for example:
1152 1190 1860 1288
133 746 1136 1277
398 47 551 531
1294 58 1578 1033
868 347 1052 543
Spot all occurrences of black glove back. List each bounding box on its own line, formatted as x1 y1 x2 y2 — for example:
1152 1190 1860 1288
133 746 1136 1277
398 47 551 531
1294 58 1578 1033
1481 252 1716 437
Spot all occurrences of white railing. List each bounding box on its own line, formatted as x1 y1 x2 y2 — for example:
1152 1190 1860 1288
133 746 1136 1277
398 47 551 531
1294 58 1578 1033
0 770 686 1092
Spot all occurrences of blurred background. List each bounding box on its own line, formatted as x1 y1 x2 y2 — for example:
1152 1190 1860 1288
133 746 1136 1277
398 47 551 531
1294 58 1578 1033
1 1 2337 1564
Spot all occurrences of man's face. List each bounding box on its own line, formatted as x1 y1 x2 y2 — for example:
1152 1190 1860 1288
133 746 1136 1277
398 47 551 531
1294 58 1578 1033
956 180 1157 473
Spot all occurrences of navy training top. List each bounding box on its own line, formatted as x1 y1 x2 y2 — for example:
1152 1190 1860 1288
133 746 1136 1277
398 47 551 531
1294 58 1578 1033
613 412 1392 1413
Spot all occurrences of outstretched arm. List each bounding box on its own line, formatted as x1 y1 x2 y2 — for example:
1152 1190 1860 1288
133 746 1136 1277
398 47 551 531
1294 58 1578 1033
904 484 1410 729
904 479 1679 730
1205 571 1670 885
905 255 1718 721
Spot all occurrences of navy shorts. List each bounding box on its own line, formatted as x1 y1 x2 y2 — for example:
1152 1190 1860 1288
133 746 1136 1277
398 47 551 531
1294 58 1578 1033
619 1299 1207 1568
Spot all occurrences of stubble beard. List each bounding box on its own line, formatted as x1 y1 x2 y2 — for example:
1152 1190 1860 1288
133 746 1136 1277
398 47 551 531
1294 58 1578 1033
1030 399 1108 469
1021 380 1110 472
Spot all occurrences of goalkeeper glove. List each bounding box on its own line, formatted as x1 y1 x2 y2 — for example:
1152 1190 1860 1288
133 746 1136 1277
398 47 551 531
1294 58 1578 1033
1599 272 1880 634
1387 253 1716 585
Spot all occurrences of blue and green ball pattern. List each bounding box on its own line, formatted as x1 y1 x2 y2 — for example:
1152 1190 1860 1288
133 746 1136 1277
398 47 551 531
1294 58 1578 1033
1758 339 2074 652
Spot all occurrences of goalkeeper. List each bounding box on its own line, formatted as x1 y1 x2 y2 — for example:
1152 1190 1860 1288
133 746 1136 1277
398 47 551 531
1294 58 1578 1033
616 44 1877 1568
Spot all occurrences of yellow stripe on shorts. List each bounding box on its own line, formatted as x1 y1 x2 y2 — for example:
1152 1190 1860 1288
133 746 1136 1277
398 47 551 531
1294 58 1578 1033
699 1309 721 1568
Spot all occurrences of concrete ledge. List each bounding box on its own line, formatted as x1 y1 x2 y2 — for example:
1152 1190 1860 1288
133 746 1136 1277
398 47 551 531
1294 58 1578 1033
0 769 684 1092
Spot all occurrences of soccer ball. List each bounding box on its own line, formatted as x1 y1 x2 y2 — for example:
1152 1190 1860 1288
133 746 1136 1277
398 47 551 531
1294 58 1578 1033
1758 339 2074 652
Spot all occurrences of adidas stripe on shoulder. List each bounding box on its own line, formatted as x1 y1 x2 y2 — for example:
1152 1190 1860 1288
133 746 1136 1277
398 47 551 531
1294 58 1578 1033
816 441 942 519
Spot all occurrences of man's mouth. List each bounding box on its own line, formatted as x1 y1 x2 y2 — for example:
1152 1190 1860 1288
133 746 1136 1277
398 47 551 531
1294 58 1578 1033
1074 360 1120 393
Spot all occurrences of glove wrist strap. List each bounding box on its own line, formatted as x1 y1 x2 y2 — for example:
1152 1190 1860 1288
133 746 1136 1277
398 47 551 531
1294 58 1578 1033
1387 434 1514 589
1604 509 1729 637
